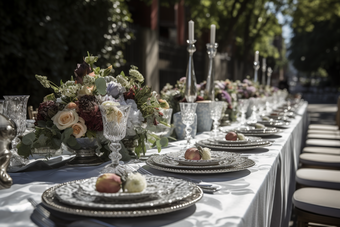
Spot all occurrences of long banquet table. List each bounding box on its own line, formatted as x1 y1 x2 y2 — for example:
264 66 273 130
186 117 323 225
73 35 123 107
0 102 309 227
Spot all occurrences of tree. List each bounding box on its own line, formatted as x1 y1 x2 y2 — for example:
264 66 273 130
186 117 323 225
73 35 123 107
288 0 340 85
0 0 132 106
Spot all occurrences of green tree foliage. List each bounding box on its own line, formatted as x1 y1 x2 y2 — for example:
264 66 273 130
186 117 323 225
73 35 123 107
288 0 340 85
0 0 132 106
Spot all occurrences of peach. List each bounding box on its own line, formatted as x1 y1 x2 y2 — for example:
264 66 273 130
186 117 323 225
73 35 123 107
225 132 238 141
95 173 122 193
184 147 201 160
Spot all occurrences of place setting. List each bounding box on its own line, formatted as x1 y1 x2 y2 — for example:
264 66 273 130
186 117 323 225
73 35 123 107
145 144 256 174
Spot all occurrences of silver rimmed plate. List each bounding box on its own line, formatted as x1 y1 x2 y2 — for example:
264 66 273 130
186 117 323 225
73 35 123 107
196 139 271 150
200 139 270 147
42 179 203 218
55 175 196 209
252 121 290 129
78 177 159 201
152 154 246 169
221 128 281 137
146 156 255 174
166 150 239 166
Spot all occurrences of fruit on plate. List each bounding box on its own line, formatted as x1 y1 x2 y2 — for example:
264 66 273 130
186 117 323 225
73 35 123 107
225 132 238 141
96 173 122 193
184 147 201 160
255 123 265 129
237 133 246 140
184 146 211 160
124 172 147 193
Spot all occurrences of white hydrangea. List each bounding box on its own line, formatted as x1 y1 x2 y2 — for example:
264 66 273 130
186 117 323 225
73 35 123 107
83 75 96 86
124 172 147 193
122 99 144 136
201 147 211 160
105 76 117 83
129 69 144 82
59 82 81 97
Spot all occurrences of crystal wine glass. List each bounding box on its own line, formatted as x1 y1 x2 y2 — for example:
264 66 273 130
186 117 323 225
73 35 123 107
238 99 250 125
210 101 224 137
99 104 131 174
248 97 258 124
180 103 197 149
3 95 30 167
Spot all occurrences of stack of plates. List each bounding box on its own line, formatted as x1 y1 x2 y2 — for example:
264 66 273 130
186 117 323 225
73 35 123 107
196 135 272 149
220 127 281 137
250 120 290 129
41 175 203 217
146 150 255 174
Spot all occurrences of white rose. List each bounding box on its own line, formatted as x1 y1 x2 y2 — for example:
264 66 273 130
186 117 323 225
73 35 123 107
101 101 122 123
124 172 147 193
52 109 79 130
201 147 211 160
72 117 87 138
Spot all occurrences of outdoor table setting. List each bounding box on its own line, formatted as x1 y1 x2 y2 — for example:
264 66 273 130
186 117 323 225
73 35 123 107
0 93 308 227
0 23 309 227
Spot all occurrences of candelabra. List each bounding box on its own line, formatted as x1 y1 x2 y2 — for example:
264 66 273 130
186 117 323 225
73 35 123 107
267 67 273 86
262 61 266 85
185 40 197 103
204 43 218 101
253 61 260 83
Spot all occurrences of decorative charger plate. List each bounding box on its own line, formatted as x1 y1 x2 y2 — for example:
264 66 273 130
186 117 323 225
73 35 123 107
78 177 159 200
152 155 246 169
200 139 270 147
42 179 203 218
195 139 271 150
252 121 290 128
166 150 239 166
220 128 282 137
146 156 255 174
55 175 196 209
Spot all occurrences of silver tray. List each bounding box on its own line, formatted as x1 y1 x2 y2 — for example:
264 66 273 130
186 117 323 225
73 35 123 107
196 140 271 150
166 150 239 166
253 121 290 129
153 154 245 169
42 179 203 218
146 156 255 174
55 175 196 209
79 177 159 200
221 128 281 137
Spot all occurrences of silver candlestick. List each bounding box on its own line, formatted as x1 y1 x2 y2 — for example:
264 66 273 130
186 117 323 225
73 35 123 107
267 67 273 86
185 40 197 103
205 43 218 101
253 61 260 83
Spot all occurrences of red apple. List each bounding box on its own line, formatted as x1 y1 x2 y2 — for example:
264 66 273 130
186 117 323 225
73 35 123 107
184 147 201 160
95 173 122 193
225 132 238 141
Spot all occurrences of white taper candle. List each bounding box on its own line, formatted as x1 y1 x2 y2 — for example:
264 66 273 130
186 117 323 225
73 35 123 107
210 24 216 44
188 20 194 42
255 51 259 62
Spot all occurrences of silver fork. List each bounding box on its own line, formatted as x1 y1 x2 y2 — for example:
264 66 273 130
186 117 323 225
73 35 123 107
136 166 220 193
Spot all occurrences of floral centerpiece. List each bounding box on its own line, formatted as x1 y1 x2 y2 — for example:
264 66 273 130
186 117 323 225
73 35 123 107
18 53 170 160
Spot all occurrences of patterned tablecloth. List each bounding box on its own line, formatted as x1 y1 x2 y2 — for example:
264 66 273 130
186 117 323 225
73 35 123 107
0 102 309 227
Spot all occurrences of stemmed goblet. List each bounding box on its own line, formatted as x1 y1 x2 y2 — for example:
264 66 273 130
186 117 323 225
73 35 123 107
238 99 250 125
180 102 197 150
210 101 224 137
99 104 131 174
248 97 258 124
3 95 30 167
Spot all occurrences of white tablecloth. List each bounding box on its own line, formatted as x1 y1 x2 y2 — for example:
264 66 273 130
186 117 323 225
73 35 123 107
0 102 309 227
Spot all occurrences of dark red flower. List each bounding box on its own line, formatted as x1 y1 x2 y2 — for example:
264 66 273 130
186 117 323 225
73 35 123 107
74 61 91 84
35 101 59 125
153 118 159 125
77 95 103 131
158 111 163 116
124 88 135 100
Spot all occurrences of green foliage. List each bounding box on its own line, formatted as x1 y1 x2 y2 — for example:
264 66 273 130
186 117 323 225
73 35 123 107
0 0 132 107
288 18 340 85
95 78 107 95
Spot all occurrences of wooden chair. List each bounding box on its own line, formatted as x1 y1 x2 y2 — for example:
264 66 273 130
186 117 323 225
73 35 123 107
293 188 340 227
